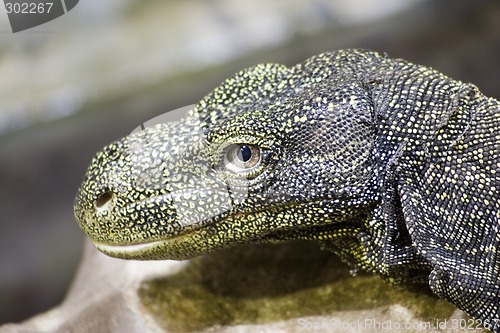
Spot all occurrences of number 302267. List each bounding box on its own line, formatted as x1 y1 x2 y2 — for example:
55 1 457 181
5 2 53 14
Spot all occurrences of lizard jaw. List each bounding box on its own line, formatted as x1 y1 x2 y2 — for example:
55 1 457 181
92 226 211 260
91 199 369 260
95 240 178 260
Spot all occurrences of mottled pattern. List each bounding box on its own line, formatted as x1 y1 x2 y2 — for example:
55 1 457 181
74 50 500 330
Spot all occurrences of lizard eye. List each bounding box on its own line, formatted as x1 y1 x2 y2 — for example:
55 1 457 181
224 144 261 173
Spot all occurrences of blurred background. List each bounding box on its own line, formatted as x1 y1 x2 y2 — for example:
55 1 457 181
0 0 498 324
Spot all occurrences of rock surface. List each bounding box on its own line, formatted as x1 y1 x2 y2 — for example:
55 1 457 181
1 240 486 333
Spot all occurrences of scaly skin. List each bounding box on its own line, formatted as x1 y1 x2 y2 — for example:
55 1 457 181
74 49 500 330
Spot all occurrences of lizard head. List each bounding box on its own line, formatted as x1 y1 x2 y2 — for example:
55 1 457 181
74 50 382 260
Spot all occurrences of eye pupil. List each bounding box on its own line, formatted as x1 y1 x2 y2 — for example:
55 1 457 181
238 145 252 162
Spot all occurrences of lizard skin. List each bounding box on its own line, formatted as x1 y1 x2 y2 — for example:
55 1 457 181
74 49 500 330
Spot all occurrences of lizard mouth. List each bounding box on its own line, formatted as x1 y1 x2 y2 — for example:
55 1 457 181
92 220 244 260
94 236 196 260
91 207 259 260
95 240 166 257
92 200 367 261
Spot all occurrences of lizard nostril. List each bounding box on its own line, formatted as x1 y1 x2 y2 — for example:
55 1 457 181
95 191 114 211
